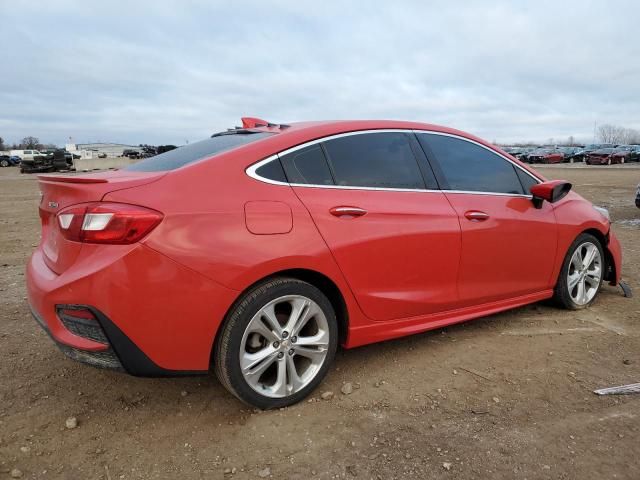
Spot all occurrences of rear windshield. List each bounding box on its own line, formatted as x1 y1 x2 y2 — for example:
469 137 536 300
125 132 273 172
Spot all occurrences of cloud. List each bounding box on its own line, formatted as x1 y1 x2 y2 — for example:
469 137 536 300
1 0 639 145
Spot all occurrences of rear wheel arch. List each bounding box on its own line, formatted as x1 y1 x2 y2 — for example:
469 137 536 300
211 268 349 365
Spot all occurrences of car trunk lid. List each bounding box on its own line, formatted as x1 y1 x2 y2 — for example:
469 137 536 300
37 171 165 274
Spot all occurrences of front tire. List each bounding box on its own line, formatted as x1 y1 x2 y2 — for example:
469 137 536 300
214 277 338 409
553 233 604 310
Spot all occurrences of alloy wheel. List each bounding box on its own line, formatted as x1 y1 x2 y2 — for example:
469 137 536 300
239 295 330 398
567 242 602 306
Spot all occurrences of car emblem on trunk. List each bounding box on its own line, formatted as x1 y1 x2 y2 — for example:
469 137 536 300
48 201 59 208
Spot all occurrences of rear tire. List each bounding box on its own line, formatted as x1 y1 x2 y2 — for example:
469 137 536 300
214 277 338 409
553 233 604 310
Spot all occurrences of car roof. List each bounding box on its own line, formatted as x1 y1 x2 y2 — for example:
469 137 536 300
239 118 499 155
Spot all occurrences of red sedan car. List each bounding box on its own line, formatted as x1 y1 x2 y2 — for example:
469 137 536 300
27 118 622 408
527 148 565 164
585 148 624 165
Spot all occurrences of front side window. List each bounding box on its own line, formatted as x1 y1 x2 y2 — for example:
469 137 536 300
417 134 525 194
322 132 425 189
516 168 538 194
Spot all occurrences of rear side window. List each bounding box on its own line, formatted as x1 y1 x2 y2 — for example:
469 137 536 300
280 145 334 185
255 159 287 183
322 132 425 189
418 134 524 194
125 132 273 172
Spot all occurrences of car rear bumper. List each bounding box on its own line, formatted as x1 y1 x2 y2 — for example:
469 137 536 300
26 243 240 374
30 305 124 371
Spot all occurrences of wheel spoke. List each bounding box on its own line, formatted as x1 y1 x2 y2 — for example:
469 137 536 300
285 354 304 393
295 345 328 362
585 273 600 287
295 330 329 349
582 244 597 269
571 251 583 271
260 303 283 338
271 357 288 397
575 279 586 304
587 264 601 277
241 347 278 386
246 315 280 343
284 298 315 336
568 272 581 290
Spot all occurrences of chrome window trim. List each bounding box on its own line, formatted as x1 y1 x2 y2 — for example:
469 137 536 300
245 128 541 197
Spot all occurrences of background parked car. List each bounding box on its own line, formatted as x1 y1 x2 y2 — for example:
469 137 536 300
20 150 74 173
585 148 622 165
610 146 640 164
526 148 564 164
122 149 141 159
0 155 21 167
10 149 45 161
558 146 584 162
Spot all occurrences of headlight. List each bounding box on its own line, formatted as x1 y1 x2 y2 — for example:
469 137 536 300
593 205 610 222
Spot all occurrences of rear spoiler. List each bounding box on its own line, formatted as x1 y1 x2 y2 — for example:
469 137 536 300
37 175 108 184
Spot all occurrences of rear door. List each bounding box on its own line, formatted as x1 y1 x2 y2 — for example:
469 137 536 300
416 133 558 307
281 131 461 321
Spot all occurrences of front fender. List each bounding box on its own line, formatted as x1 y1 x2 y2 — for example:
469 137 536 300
606 230 622 286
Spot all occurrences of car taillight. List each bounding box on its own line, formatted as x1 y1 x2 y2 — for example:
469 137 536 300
56 202 163 244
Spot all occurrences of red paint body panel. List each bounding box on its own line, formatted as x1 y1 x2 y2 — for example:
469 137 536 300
607 231 622 285
244 201 292 234
25 119 623 373
27 242 238 370
292 187 461 320
348 289 553 347
549 191 620 285
443 193 558 305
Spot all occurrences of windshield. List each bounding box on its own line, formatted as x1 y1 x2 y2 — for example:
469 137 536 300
125 132 274 172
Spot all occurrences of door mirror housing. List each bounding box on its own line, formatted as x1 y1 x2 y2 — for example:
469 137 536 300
530 180 572 209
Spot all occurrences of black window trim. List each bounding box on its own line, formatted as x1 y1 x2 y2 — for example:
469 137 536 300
246 129 541 196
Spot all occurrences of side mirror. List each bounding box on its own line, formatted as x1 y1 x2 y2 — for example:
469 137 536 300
530 180 572 209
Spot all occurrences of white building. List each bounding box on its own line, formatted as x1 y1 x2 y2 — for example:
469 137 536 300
65 143 142 158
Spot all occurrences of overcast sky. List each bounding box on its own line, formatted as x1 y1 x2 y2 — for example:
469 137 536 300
1 0 639 146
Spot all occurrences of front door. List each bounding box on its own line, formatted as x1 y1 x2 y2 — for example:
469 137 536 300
416 132 558 306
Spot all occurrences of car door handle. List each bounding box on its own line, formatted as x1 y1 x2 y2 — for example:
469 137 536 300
329 206 367 218
464 210 490 221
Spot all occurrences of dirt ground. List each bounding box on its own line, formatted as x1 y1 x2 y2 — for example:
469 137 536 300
1 164 639 479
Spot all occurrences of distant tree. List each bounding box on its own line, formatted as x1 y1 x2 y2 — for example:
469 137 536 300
621 128 640 144
0 136 5 151
21 136 41 149
597 124 627 144
567 135 575 146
